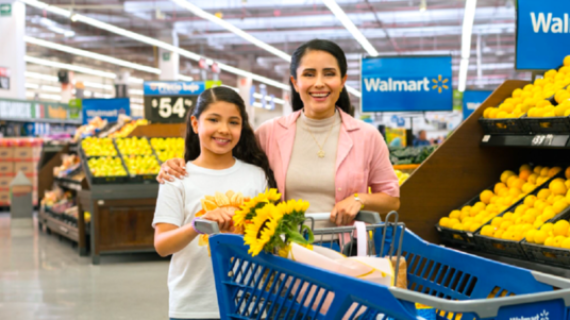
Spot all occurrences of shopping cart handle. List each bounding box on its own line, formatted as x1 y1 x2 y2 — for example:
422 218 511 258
194 219 220 235
305 211 381 224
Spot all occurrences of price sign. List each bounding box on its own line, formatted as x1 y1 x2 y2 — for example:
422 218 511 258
144 96 197 121
143 81 205 123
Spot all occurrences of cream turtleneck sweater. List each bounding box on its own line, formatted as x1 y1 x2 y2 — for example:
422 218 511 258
285 110 341 224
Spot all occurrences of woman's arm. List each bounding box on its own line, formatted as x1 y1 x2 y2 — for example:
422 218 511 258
330 193 400 226
154 207 235 257
157 158 186 183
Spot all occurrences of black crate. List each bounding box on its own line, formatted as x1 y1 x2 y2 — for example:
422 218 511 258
472 171 565 260
479 117 529 135
520 116 570 134
435 191 488 250
520 209 570 268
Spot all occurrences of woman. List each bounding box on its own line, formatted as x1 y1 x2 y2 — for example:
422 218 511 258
157 39 400 227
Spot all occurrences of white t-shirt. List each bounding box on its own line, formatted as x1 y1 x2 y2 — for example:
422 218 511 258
152 159 268 319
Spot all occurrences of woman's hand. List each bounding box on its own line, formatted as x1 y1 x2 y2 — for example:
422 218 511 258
201 207 236 232
330 195 362 226
156 158 186 183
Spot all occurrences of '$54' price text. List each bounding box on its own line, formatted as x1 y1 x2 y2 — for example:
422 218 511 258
151 97 193 118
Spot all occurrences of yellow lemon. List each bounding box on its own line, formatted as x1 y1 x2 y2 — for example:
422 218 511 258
541 223 555 234
553 200 569 214
564 55 570 67
561 238 570 249
540 167 551 177
534 166 544 175
452 223 465 231
554 235 566 247
494 182 507 194
501 170 516 184
534 217 545 229
541 208 556 221
528 173 538 185
537 189 552 200
479 190 495 204
520 164 532 172
519 169 532 182
534 230 548 244
491 217 504 227
522 183 536 194
449 218 460 228
534 199 547 212
461 206 472 215
500 220 514 230
514 204 529 216
525 208 540 217
524 195 537 207
503 212 514 221
550 180 568 195
481 225 496 237
526 229 537 242
544 236 556 247
449 210 461 219
553 220 570 236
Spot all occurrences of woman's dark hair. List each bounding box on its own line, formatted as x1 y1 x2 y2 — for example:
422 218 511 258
289 39 354 116
184 86 276 188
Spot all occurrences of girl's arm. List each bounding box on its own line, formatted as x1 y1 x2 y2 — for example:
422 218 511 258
154 207 235 257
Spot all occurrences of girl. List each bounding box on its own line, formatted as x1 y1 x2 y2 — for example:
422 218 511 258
152 86 275 320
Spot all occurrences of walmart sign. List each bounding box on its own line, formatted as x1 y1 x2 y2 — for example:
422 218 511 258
516 0 570 70
361 56 452 112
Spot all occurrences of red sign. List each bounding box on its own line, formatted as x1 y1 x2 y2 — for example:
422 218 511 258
211 62 220 74
0 67 9 77
198 58 207 69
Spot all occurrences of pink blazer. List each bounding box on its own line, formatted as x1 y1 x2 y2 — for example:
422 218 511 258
255 108 400 203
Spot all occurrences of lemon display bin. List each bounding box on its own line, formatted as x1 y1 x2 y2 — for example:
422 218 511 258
399 80 570 274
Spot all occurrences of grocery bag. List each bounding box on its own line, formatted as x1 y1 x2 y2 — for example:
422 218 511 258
283 221 395 317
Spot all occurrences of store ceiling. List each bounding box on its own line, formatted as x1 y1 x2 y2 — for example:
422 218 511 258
23 0 526 105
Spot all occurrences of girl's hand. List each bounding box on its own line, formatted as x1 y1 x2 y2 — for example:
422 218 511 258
201 207 235 232
330 196 362 226
157 158 186 183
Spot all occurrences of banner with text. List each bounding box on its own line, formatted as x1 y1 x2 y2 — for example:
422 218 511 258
462 90 492 120
361 56 453 112
143 80 221 123
516 0 570 70
81 98 130 125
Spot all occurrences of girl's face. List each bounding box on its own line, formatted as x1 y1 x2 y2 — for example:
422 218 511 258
291 50 348 119
191 101 242 157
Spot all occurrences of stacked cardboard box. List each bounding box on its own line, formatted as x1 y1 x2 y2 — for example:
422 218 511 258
0 138 42 206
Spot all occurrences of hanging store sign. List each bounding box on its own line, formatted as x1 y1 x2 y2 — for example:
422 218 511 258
143 80 220 123
516 0 570 70
0 98 81 123
82 98 130 125
462 90 493 120
0 3 11 17
361 55 453 112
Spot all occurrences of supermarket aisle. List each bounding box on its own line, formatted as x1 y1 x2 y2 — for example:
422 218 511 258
0 213 169 320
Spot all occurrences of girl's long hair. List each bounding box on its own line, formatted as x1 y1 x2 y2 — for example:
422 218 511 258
290 39 354 116
184 86 276 188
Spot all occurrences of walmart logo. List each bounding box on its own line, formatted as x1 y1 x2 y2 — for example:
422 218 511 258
509 309 549 320
364 75 450 93
431 75 450 93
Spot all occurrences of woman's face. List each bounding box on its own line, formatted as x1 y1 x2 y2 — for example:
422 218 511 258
191 101 242 157
291 50 348 119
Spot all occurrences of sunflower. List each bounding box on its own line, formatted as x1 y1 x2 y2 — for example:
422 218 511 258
244 203 284 257
277 199 310 216
264 188 282 202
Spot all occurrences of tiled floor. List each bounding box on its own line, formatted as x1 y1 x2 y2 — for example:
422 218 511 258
0 213 170 319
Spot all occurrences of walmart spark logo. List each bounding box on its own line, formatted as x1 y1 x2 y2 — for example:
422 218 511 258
431 75 449 93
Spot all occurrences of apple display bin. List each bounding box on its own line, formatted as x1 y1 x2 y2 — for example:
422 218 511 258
207 225 570 320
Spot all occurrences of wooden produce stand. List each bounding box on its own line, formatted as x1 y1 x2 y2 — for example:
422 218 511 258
77 123 184 264
399 80 570 244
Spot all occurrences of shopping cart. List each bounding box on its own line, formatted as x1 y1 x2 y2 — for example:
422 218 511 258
196 211 570 320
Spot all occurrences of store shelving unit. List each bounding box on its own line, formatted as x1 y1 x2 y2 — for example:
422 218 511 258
399 80 570 247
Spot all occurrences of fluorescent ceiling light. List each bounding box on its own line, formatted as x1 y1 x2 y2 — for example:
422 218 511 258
26 36 193 81
25 83 39 89
131 104 144 110
322 0 378 57
171 0 291 62
20 0 287 91
26 71 115 90
25 36 160 74
25 71 58 82
41 85 62 93
458 0 477 92
129 89 144 95
25 56 143 85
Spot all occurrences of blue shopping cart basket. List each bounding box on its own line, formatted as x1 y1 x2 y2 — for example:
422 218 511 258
199 212 570 320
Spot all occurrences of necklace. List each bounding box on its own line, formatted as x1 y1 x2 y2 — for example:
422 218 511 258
303 119 336 158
